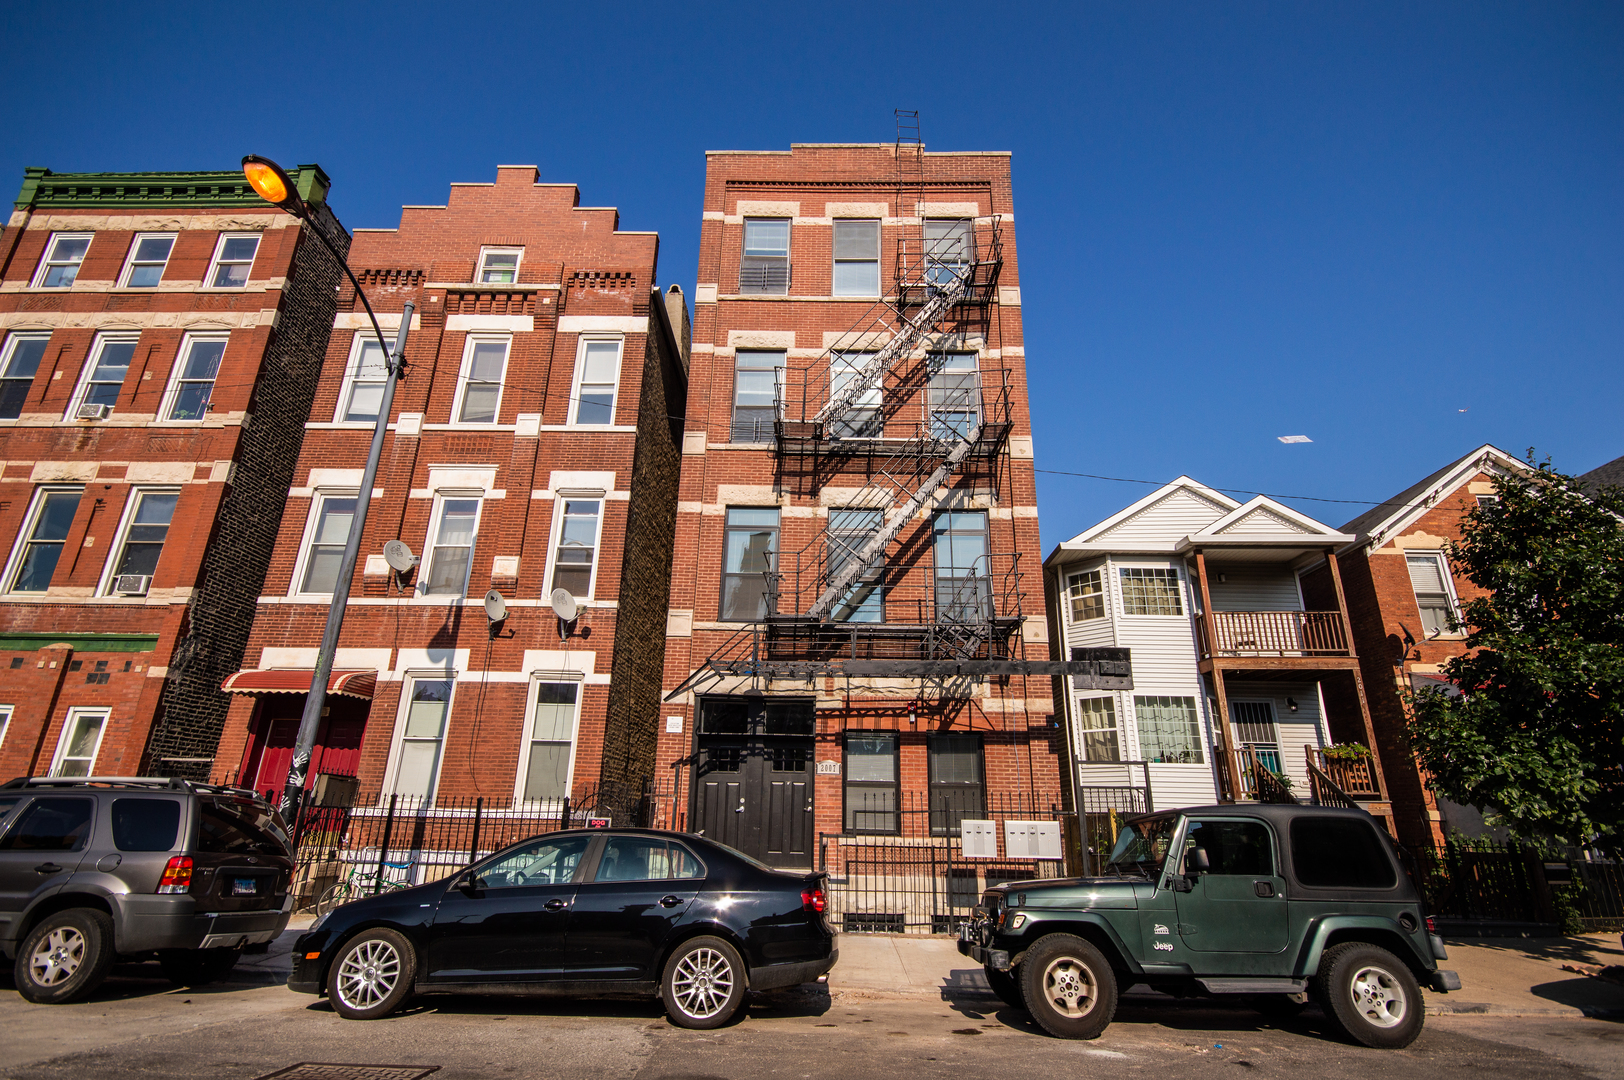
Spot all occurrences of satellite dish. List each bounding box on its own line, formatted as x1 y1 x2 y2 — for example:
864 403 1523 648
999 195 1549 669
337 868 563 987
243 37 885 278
483 590 508 623
383 540 418 573
549 588 579 622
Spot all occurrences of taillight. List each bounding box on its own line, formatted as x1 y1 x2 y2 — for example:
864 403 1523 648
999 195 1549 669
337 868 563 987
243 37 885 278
1425 915 1437 933
157 856 193 894
801 886 826 913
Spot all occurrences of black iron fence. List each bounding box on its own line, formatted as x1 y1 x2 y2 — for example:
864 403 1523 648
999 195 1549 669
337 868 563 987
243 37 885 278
1409 839 1624 932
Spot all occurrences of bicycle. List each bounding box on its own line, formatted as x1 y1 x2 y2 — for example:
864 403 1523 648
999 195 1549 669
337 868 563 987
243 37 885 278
315 860 415 918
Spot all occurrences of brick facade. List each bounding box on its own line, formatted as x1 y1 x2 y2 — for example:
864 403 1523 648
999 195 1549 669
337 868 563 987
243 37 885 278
0 167 347 781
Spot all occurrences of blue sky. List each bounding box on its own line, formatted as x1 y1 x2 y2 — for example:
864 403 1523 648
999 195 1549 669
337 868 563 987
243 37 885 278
4 1 1619 548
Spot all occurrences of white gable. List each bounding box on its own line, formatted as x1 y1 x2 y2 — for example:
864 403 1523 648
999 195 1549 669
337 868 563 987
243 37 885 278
1202 495 1340 538
1213 506 1309 535
1093 486 1231 544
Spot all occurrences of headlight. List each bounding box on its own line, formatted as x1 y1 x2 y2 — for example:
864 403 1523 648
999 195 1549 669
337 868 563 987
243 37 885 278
308 911 331 933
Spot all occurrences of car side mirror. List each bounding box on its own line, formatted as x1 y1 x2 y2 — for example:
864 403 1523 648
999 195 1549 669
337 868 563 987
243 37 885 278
1186 848 1210 875
456 870 480 895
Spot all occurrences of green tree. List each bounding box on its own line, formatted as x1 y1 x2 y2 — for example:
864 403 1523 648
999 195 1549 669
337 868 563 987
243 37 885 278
1407 456 1624 852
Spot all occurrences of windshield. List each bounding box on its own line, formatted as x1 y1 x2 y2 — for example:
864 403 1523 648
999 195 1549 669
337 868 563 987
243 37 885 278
1104 814 1177 877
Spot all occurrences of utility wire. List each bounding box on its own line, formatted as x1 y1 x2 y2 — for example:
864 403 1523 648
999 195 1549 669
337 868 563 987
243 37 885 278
1033 467 1432 511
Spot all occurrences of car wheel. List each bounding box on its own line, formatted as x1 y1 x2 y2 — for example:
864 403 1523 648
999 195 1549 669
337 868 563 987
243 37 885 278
14 908 116 1004
985 964 1025 1010
661 935 746 1029
1018 933 1118 1040
327 928 416 1020
1314 942 1424 1048
159 945 242 986
315 882 354 919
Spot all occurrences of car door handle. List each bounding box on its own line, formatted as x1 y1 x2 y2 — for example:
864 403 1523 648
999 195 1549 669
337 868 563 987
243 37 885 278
544 898 569 911
35 863 64 874
660 895 684 908
1254 881 1275 898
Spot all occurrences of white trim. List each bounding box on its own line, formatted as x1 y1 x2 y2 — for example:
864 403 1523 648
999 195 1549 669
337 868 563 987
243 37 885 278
542 495 604 601
66 332 140 419
115 232 177 289
2 484 84 594
334 331 387 424
1352 444 1529 550
1405 549 1464 638
49 706 110 777
380 673 457 803
512 673 585 805
30 233 93 289
158 331 230 422
0 705 12 750
449 334 510 426
1200 495 1343 538
476 246 524 285
568 335 622 427
96 486 181 596
288 489 360 598
419 492 484 598
1060 477 1241 548
556 315 648 334
202 232 261 290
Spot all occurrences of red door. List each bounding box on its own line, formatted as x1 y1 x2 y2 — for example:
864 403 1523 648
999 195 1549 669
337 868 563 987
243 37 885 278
244 696 371 798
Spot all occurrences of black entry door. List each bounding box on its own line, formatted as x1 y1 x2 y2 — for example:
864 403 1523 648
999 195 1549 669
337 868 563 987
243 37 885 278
692 697 815 868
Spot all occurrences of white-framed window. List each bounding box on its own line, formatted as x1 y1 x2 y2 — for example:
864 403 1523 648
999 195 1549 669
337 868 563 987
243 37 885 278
0 333 50 420
336 332 388 424
1475 494 1499 507
117 233 176 288
730 349 784 443
1406 552 1460 636
740 217 790 294
50 707 109 777
100 488 179 595
161 334 228 421
0 705 12 750
421 495 481 596
514 678 581 803
832 219 880 296
68 333 138 417
385 676 454 802
477 247 522 284
829 351 881 437
1134 696 1204 764
3 486 83 593
570 338 622 425
1076 696 1121 762
205 233 260 288
32 233 92 288
926 352 980 438
1067 569 1105 622
548 497 602 600
451 335 508 424
924 218 973 285
1119 567 1184 616
291 491 358 596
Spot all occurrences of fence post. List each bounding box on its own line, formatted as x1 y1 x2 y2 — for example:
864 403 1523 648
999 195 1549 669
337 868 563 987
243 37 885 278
374 793 398 896
559 796 571 831
1519 843 1559 926
469 796 483 865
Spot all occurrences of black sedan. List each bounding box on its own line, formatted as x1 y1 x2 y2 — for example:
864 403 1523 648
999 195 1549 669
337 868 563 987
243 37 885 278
288 828 837 1028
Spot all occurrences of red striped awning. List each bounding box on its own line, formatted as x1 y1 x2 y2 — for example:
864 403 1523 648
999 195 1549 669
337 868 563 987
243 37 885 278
220 668 378 700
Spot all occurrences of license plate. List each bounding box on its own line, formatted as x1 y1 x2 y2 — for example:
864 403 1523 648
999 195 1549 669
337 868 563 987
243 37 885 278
231 877 259 896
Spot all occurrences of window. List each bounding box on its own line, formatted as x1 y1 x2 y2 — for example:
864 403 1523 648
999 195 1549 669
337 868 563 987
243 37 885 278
297 493 357 595
337 333 388 423
1067 570 1105 622
33 233 91 288
4 486 82 593
1231 700 1281 774
926 352 980 438
423 497 480 596
1475 495 1499 508
197 800 289 855
832 219 880 296
571 339 621 425
1292 818 1398 889
0 333 49 419
1119 567 1183 616
477 247 521 284
928 734 984 836
549 499 601 599
1407 552 1459 636
844 733 899 834
163 335 227 421
476 834 591 889
518 682 579 803
731 349 784 442
71 334 136 416
1183 818 1275 877
205 233 260 288
828 351 881 438
389 678 452 800
827 507 884 622
720 508 779 620
0 705 11 750
740 217 789 294
111 798 181 851
50 708 108 777
0 797 94 852
1076 696 1120 762
698 695 814 736
595 836 704 882
453 336 508 424
932 510 989 622
923 219 972 284
118 233 175 288
1134 696 1204 764
103 489 179 593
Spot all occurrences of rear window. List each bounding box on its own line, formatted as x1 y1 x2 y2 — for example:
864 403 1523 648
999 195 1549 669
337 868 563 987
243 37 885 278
0 797 95 852
197 798 290 857
112 798 181 852
1290 817 1398 889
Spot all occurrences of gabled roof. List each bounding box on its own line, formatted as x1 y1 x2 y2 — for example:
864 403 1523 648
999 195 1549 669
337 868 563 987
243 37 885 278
1340 444 1527 549
1579 453 1624 494
1202 495 1341 538
1052 477 1238 549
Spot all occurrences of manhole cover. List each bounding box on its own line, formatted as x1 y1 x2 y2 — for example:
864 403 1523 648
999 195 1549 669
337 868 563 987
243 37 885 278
254 1066 440 1080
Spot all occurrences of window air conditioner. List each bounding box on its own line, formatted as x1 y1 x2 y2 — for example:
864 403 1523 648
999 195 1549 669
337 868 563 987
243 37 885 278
76 403 110 421
112 574 152 596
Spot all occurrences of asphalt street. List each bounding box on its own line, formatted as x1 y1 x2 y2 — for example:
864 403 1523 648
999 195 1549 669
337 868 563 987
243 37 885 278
1 960 1621 1080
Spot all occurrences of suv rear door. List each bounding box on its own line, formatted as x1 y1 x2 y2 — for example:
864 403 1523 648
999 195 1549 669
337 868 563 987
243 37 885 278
190 797 293 911
0 796 97 944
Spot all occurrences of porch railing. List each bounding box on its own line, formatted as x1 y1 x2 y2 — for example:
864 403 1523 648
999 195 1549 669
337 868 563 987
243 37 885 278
1307 746 1381 798
1214 739 1299 805
1196 610 1350 658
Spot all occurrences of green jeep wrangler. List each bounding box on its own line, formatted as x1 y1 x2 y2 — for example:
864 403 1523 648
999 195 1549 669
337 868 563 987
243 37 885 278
958 804 1460 1048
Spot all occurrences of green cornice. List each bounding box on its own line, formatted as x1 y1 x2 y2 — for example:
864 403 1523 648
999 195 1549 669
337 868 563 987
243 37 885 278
15 164 331 211
0 632 160 653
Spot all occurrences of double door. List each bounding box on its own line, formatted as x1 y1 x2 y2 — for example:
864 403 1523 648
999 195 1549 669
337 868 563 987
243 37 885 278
693 738 814 868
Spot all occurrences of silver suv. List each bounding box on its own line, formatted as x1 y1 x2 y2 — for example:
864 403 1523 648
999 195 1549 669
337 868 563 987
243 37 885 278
0 777 295 1003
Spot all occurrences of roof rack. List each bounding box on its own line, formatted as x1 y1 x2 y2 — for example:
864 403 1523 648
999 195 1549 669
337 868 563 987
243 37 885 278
0 776 268 801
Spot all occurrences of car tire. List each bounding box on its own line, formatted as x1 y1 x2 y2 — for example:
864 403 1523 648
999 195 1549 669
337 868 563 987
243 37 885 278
159 945 242 986
14 908 116 1004
1313 942 1425 1049
985 964 1025 1010
661 935 747 1029
327 928 416 1020
1018 933 1118 1040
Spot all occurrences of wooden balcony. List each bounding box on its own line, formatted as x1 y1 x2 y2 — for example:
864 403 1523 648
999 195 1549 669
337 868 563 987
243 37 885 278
1306 746 1381 798
1196 610 1350 659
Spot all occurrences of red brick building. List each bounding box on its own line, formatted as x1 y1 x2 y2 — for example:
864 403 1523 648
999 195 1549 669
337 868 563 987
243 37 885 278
210 167 688 822
0 166 348 781
1301 444 1526 847
656 142 1058 882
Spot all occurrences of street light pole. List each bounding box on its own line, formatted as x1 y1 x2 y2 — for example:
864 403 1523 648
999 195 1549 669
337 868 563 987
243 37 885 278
240 156 410 819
